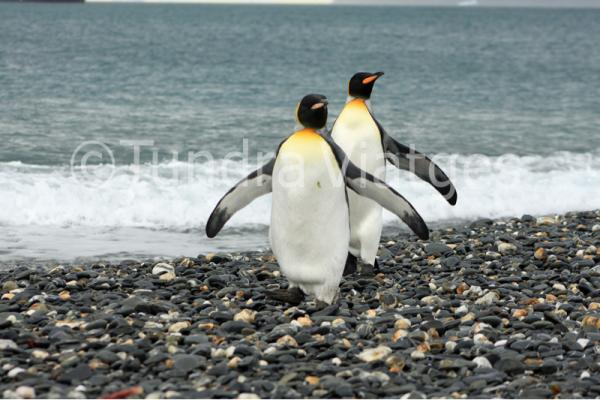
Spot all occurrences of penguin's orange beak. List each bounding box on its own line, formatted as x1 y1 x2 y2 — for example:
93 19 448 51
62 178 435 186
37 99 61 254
362 72 384 85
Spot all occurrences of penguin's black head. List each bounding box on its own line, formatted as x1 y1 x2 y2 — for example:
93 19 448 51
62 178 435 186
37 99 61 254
296 94 328 129
348 71 384 99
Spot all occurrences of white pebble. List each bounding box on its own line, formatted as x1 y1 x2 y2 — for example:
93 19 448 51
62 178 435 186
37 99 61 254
445 341 457 352
234 309 256 324
367 371 390 384
581 371 591 379
8 367 25 378
357 346 392 363
421 295 442 306
159 271 176 281
32 350 49 360
411 350 425 360
238 394 261 400
465 285 483 297
494 339 508 347
152 263 175 275
552 283 566 291
332 318 346 328
472 322 492 334
498 242 517 254
578 338 590 349
475 291 499 306
474 333 491 345
473 356 492 369
0 339 18 351
537 216 556 225
454 305 468 315
167 321 190 333
144 321 164 330
15 386 35 399
394 317 411 330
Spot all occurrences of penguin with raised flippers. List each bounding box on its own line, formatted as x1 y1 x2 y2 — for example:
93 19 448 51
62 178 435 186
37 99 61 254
206 94 429 305
331 72 457 274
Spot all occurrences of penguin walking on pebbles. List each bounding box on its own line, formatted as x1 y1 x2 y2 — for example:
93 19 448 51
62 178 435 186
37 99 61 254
206 94 428 305
331 72 457 274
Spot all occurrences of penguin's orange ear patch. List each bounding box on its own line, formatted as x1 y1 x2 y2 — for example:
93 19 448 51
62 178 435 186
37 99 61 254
362 75 380 85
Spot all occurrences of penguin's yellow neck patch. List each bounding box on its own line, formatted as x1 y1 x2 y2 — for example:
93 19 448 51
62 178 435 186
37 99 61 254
280 128 326 158
336 98 372 127
293 128 320 139
346 98 368 111
332 97 380 145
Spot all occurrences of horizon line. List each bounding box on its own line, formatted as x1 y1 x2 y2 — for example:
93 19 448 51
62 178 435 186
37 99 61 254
83 0 600 8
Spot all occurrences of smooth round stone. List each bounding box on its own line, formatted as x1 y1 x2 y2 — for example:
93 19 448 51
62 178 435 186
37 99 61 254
479 316 502 327
58 364 93 383
425 242 452 257
220 321 253 333
173 354 202 373
95 350 120 364
495 358 525 375
84 319 107 331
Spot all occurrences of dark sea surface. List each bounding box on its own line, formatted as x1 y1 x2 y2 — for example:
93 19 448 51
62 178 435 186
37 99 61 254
1 4 599 262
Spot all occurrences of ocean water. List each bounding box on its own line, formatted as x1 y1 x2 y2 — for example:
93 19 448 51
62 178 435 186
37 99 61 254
1 4 600 263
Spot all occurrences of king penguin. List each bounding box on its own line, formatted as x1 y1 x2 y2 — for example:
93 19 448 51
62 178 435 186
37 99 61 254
206 94 429 305
331 72 457 274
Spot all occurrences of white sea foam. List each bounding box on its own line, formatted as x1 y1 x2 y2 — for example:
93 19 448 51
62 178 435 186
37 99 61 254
1 151 599 230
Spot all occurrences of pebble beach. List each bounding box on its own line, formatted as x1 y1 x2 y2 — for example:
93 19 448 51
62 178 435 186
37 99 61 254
2 210 600 399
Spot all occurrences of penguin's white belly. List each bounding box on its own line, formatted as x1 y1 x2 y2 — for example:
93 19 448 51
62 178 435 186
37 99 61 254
331 102 385 265
270 137 349 304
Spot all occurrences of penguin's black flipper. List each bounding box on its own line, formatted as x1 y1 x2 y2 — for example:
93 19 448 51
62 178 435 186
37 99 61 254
344 169 429 240
375 120 458 206
343 252 357 276
266 287 305 306
206 158 276 238
323 136 429 241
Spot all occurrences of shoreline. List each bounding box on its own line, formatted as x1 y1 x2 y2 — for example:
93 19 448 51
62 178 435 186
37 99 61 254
0 213 584 267
1 210 600 398
0 216 501 267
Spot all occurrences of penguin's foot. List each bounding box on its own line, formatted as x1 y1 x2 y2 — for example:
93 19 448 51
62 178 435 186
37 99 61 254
311 302 340 316
360 263 375 277
358 258 380 276
316 300 329 309
343 252 358 276
266 287 305 306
